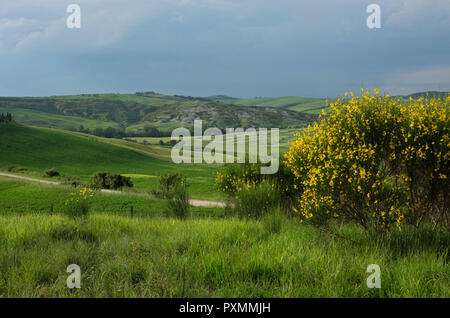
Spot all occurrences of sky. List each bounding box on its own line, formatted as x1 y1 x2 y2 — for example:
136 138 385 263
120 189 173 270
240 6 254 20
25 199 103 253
0 0 449 98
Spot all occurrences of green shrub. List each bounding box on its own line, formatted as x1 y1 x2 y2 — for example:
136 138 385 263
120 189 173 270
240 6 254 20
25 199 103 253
7 166 27 172
89 172 133 190
65 200 90 220
44 168 60 177
165 184 190 219
64 188 94 220
235 181 281 219
62 175 83 187
216 160 296 211
155 173 190 219
155 173 186 199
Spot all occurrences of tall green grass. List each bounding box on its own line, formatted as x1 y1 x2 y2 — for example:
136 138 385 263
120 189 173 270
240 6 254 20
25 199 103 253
0 214 447 297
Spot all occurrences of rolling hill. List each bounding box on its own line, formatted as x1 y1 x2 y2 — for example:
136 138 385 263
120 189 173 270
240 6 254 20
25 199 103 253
0 124 221 199
0 93 316 134
401 91 450 100
208 96 328 114
3 91 445 135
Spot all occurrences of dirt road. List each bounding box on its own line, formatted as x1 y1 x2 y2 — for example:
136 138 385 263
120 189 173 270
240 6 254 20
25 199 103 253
0 172 225 208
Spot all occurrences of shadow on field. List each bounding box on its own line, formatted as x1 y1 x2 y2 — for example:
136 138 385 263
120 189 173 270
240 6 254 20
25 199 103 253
325 222 450 261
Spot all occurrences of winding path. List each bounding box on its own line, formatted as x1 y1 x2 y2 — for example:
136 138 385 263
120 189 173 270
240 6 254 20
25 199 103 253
0 172 225 208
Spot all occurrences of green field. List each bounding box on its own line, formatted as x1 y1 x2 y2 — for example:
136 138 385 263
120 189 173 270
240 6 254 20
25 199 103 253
0 124 222 200
128 127 299 155
223 96 329 114
52 92 200 107
0 106 121 131
0 210 448 297
0 155 448 297
0 124 298 199
0 177 222 218
0 94 315 135
0 93 448 298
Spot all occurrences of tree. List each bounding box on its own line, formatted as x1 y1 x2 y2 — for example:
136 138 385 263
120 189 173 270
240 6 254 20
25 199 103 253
0 112 12 123
93 127 104 136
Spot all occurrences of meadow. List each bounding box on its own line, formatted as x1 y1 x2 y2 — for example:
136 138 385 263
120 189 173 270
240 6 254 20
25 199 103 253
0 177 222 218
0 132 448 297
0 91 449 298
0 124 222 200
221 96 328 114
0 106 121 132
0 212 448 297
0 124 296 199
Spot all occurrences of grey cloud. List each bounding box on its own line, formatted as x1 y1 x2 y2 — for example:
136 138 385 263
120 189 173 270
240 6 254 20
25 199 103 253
0 0 449 97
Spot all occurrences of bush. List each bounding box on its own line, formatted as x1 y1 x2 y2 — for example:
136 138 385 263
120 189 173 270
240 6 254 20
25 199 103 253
62 175 83 187
64 187 94 220
166 183 190 219
234 181 281 219
215 162 262 196
156 173 190 219
215 161 296 211
7 166 27 172
44 168 60 177
155 173 186 199
285 90 449 232
89 172 133 190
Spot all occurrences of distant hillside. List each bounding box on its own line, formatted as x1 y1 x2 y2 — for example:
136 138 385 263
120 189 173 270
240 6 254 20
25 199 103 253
2 90 444 135
401 91 450 100
208 96 328 114
0 93 316 134
205 95 239 102
0 124 221 198
0 124 166 178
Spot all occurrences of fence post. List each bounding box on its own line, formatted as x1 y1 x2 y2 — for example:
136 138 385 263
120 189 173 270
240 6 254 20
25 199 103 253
131 205 134 218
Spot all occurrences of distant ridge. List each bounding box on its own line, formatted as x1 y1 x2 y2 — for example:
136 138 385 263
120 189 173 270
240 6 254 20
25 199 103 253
205 95 238 101
401 91 450 99
0 92 316 134
0 90 446 135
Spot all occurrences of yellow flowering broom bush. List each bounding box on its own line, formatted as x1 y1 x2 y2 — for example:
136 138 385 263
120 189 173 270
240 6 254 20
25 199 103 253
65 187 95 220
285 90 449 232
215 163 262 196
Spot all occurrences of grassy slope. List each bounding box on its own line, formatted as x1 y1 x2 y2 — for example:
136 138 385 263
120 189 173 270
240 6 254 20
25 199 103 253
51 93 195 107
1 94 314 133
0 124 222 200
214 96 329 114
0 106 120 131
58 129 174 161
0 212 448 297
128 128 300 155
